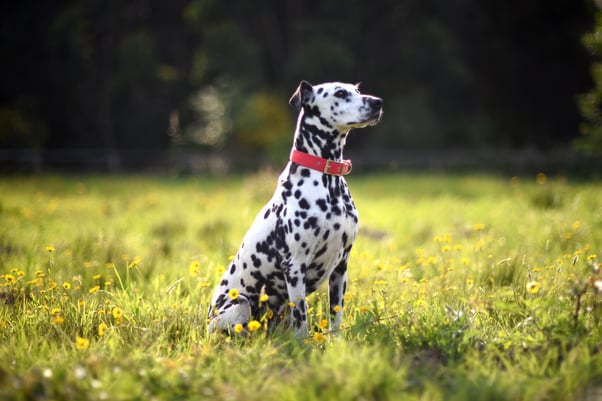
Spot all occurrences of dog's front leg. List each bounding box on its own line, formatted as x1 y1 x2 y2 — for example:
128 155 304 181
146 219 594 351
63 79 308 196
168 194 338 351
283 262 309 337
328 260 348 332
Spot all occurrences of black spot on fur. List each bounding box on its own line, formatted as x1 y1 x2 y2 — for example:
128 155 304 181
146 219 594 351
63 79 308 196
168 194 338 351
315 244 328 259
316 199 328 212
299 198 310 209
304 217 318 229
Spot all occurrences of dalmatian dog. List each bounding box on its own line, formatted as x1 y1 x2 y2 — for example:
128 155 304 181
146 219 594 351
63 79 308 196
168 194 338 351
207 80 383 337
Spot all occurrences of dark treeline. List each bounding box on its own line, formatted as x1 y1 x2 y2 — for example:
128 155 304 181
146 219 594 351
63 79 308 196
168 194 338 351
0 0 597 168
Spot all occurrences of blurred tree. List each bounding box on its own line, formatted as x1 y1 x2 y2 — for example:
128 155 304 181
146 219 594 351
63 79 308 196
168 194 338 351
576 9 602 153
234 91 293 162
0 0 595 169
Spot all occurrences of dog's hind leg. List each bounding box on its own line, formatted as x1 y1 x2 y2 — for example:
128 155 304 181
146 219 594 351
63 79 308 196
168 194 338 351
207 296 251 335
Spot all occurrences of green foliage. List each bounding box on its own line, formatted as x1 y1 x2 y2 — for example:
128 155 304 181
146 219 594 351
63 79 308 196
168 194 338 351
0 173 601 401
576 11 602 153
0 1 594 160
234 91 293 160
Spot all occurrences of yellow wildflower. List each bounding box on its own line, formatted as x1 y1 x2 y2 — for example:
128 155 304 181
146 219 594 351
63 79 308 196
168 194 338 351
259 294 269 303
526 281 541 294
89 285 100 294
112 307 123 325
472 223 485 231
234 324 244 334
50 307 61 316
46 245 55 253
318 319 328 330
98 322 107 337
63 282 71 290
247 320 261 331
228 288 240 300
52 316 65 325
189 261 200 276
313 332 326 344
332 305 342 313
112 307 122 319
75 337 90 350
128 256 142 269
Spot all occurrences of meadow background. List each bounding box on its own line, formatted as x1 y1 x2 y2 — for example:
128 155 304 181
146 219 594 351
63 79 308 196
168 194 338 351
2 1 602 400
1 172 601 401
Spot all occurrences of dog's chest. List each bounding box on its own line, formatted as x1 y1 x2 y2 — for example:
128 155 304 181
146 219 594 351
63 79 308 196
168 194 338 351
271 169 358 284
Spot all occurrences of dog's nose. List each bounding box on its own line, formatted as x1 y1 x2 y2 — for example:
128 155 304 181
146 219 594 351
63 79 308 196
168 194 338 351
369 97 383 110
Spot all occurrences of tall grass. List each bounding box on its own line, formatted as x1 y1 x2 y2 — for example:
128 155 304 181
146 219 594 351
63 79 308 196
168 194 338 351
0 172 600 401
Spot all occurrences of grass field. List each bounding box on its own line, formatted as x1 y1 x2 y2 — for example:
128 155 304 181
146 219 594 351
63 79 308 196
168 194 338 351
1 172 601 401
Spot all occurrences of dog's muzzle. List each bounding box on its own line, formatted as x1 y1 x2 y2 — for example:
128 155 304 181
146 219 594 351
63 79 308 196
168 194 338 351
366 97 383 125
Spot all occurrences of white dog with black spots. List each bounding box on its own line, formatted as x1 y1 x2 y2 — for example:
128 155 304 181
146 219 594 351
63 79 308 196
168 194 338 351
208 80 383 337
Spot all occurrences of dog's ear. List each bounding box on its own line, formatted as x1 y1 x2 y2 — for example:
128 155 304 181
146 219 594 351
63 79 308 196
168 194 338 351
289 80 313 110
355 82 362 90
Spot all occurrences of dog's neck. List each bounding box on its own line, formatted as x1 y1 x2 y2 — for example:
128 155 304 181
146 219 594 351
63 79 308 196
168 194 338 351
293 108 349 161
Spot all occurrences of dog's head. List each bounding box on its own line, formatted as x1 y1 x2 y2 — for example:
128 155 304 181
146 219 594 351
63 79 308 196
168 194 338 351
289 81 383 130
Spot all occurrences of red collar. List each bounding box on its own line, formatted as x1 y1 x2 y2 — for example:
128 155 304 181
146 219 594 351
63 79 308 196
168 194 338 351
290 149 352 176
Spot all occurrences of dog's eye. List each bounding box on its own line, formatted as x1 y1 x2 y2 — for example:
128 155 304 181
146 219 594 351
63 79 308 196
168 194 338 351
334 90 347 99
